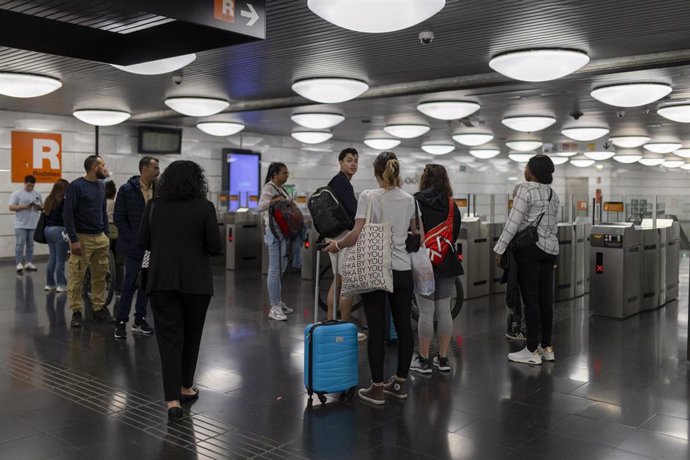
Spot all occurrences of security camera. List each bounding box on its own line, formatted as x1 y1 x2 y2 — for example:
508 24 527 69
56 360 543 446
603 141 611 150
418 31 434 45
172 75 183 85
642 108 650 116
570 111 583 120
616 110 625 118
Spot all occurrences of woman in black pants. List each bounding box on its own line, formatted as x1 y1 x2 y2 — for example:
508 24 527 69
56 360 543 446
138 160 223 419
324 151 417 405
493 154 559 365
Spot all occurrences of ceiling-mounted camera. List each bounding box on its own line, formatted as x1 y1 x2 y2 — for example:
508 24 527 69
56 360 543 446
418 31 434 45
172 75 183 85
616 110 625 118
570 111 583 120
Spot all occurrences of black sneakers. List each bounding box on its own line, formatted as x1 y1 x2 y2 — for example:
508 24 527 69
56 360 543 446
114 321 126 339
93 307 115 323
433 356 451 372
70 311 82 328
132 318 154 335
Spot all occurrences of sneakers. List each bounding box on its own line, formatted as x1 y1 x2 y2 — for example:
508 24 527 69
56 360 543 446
132 318 154 335
114 321 127 339
506 330 527 341
358 383 385 405
23 262 37 271
433 356 451 372
44 285 56 291
16 263 23 273
410 353 432 374
56 286 67 293
71 311 82 328
93 307 115 323
538 345 555 361
357 332 367 342
268 305 287 321
279 301 293 314
383 376 408 399
508 347 542 365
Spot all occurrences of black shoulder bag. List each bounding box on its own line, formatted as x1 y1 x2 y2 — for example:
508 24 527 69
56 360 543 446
510 188 552 250
406 200 422 253
136 201 155 289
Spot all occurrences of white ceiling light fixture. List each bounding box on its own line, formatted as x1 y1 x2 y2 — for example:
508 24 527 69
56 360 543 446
417 101 480 120
505 140 543 152
0 72 62 98
112 53 196 75
657 104 690 123
681 162 690 170
73 109 131 126
307 0 445 33
501 116 556 132
291 129 333 144
674 148 690 158
383 124 430 139
569 155 595 168
363 138 401 150
638 154 665 166
452 132 493 146
489 49 589 82
562 127 610 141
663 156 685 168
548 155 569 165
292 78 368 103
609 136 651 148
590 83 672 107
421 142 455 155
583 151 615 161
508 152 534 163
556 151 578 157
291 112 345 129
469 148 500 159
643 142 681 154
165 97 229 117
196 121 245 136
612 150 643 163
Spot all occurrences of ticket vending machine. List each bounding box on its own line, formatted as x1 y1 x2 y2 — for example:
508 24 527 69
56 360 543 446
458 217 490 299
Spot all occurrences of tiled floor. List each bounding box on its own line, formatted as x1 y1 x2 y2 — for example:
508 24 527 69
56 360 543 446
0 253 688 459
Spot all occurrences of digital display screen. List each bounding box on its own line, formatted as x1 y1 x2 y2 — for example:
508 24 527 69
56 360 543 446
226 150 260 212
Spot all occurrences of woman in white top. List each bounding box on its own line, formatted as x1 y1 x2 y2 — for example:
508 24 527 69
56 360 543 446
493 154 559 365
324 151 417 405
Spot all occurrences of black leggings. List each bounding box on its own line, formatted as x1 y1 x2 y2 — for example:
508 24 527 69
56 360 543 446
361 270 414 383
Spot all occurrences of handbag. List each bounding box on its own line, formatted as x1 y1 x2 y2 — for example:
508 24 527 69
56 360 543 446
410 246 435 296
511 188 552 250
340 191 394 296
136 201 155 289
33 212 47 244
405 200 421 253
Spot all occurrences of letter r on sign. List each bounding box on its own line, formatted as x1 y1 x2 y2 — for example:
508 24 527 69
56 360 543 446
214 0 235 22
33 139 60 169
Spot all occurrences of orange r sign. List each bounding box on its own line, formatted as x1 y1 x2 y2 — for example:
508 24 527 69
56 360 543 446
12 131 62 183
214 0 235 22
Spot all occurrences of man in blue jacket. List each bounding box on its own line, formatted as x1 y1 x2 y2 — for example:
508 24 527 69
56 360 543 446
113 156 160 339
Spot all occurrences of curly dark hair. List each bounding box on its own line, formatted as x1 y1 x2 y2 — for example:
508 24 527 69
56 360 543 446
420 164 453 196
157 160 209 200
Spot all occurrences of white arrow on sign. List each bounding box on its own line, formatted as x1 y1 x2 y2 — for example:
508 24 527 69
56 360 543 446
240 3 259 27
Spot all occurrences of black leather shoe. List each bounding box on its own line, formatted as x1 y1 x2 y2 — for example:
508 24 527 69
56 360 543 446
180 388 199 403
168 407 184 420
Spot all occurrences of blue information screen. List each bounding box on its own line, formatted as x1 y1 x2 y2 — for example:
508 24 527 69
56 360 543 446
227 151 260 211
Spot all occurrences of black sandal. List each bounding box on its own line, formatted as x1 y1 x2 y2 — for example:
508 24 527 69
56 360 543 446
180 388 199 403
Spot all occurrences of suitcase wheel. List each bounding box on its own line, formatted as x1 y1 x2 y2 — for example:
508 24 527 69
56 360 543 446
317 393 327 405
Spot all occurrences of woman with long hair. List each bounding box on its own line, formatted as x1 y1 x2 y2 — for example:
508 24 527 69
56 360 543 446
324 151 417 405
43 179 70 292
138 160 223 420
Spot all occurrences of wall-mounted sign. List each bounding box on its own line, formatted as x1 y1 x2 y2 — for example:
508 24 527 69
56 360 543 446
603 201 624 212
455 198 468 208
577 201 588 211
11 131 62 183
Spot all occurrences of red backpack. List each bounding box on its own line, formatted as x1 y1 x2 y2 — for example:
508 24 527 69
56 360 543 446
423 197 456 266
268 184 305 239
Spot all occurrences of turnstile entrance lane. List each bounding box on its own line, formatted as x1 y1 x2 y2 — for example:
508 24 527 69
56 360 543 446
226 210 262 271
555 223 574 301
486 222 505 295
458 217 490 299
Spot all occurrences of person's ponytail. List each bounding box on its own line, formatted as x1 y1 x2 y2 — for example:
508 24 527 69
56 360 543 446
373 151 401 190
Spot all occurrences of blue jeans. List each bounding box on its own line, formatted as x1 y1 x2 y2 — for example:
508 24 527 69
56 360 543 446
45 226 68 287
265 229 287 306
15 228 35 265
116 254 148 323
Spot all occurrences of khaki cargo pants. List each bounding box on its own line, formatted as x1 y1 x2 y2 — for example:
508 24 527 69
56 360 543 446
67 233 110 312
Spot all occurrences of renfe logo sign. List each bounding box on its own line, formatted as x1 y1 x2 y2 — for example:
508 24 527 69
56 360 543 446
11 131 62 183
214 0 235 22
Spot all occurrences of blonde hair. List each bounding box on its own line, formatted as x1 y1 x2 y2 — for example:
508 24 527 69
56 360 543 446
373 151 401 190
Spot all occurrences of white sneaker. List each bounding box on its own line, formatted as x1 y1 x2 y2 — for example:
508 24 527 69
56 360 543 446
16 263 23 272
279 301 293 314
357 332 368 342
508 347 542 365
268 306 288 321
538 345 555 361
23 262 37 271
44 285 56 291
56 286 67 293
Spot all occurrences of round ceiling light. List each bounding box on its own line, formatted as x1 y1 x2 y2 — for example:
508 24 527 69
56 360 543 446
292 78 368 103
663 156 685 168
591 83 672 107
73 109 131 126
609 136 651 148
674 148 690 158
364 138 401 150
196 121 245 136
643 142 681 154
112 53 196 75
638 154 665 166
548 155 569 165
307 0 445 33
508 152 534 162
469 148 500 159
489 49 589 82
421 143 455 155
555 151 578 157
417 101 480 120
583 151 615 161
681 163 690 171
612 150 643 163
292 129 333 144
501 116 556 132
0 72 62 98
383 124 430 139
452 132 494 146
657 104 690 123
165 97 229 117
505 140 543 152
561 127 610 141
291 112 345 129
569 155 595 168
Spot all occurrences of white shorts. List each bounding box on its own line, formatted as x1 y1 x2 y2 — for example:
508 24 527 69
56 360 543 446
328 231 348 276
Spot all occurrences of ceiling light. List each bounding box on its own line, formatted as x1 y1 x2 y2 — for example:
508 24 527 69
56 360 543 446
569 155 595 168
508 153 534 162
609 136 651 148
561 127 610 141
657 104 690 123
307 0 445 33
165 97 229 116
613 150 643 163
674 148 690 158
663 156 685 168
489 49 589 82
452 132 493 146
422 143 455 155
383 124 430 139
417 101 480 120
292 78 368 103
292 129 333 144
0 72 62 98
583 151 615 161
591 83 672 107
548 156 569 165
469 148 500 159
681 163 690 170
291 112 345 129
506 140 543 152
196 121 245 136
556 151 578 157
73 109 131 126
364 138 400 150
643 142 681 154
501 116 556 132
638 154 665 166
112 53 196 75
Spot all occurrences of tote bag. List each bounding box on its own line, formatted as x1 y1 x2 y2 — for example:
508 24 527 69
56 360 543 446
33 212 47 244
340 192 394 296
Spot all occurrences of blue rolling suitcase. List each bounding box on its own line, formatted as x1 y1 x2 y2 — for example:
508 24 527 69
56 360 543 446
304 251 358 405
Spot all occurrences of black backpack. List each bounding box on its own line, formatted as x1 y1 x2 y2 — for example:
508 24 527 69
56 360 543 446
307 186 354 238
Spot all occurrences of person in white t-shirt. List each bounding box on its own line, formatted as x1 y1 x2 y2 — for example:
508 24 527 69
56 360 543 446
324 151 418 405
9 175 43 273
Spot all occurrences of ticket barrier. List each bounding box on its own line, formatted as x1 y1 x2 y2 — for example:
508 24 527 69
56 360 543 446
574 220 591 297
665 222 680 302
300 221 329 281
640 219 680 305
485 222 505 295
226 210 262 271
638 227 660 311
555 223 575 301
458 217 490 299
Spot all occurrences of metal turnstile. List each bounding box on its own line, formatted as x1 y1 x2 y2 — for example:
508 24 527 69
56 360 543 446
226 210 262 270
574 221 591 297
589 223 641 319
638 227 659 311
458 217 490 299
301 221 331 280
665 222 680 302
486 222 505 294
555 223 575 301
